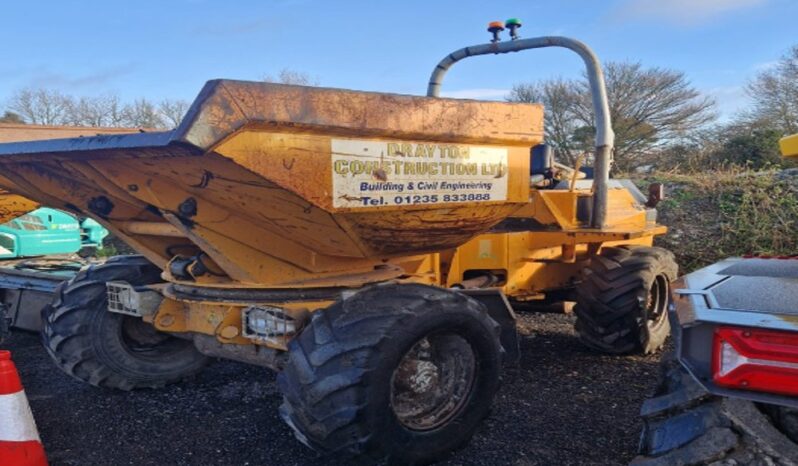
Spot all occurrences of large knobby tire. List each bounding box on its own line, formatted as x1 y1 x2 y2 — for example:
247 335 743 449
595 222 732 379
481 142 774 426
575 246 678 355
277 283 503 465
41 255 208 390
633 355 798 465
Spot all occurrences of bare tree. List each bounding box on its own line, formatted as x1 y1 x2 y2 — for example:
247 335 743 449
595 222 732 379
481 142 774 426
509 79 589 165
121 98 165 128
158 99 190 128
509 62 716 170
65 94 124 127
263 68 319 86
745 45 798 134
7 88 72 125
4 88 185 129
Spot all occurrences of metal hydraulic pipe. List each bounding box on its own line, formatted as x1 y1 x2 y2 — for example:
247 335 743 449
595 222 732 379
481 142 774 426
120 221 186 237
427 36 615 228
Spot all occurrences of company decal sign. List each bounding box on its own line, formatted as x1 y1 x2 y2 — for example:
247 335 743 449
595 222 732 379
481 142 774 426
331 139 508 208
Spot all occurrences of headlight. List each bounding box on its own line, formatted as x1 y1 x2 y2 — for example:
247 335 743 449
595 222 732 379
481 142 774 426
242 306 297 344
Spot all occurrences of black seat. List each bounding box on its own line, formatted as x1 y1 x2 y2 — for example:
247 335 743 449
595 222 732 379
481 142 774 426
530 144 553 176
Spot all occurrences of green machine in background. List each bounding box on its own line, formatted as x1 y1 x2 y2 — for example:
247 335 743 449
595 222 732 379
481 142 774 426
0 207 109 337
0 207 108 259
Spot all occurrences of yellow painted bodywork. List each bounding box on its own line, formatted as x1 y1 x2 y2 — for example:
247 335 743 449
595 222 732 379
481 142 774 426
0 80 667 350
781 133 798 158
144 294 334 351
427 186 662 298
0 83 542 287
0 124 144 225
0 189 39 224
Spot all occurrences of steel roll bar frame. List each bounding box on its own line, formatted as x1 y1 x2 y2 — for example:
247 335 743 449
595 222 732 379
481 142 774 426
427 36 614 228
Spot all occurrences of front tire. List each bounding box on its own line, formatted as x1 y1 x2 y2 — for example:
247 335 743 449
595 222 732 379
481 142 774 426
575 246 678 355
41 255 208 390
277 283 503 465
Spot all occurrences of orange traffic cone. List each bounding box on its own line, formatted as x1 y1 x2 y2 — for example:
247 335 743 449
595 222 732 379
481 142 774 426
0 350 47 466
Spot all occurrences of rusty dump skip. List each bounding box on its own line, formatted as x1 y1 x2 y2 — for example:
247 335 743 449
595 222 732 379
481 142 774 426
0 124 145 224
0 80 543 286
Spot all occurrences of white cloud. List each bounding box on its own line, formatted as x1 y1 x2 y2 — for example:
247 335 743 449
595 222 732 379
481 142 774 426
752 60 778 71
705 85 750 121
440 88 510 100
22 64 135 90
615 0 768 25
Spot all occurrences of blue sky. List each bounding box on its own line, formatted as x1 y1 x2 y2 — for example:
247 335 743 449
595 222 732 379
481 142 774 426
1 0 795 119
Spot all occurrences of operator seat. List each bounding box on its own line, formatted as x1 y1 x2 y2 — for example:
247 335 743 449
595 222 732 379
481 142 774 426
530 144 554 176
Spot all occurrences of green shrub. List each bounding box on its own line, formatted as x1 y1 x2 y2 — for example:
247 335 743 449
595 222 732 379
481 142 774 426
636 169 798 272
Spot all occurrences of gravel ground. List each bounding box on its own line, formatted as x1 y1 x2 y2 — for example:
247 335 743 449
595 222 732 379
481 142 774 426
3 312 663 466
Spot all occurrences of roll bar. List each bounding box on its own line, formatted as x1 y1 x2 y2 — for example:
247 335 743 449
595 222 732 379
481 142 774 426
427 36 615 229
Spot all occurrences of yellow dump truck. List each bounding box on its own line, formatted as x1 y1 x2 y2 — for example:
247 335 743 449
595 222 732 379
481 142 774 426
0 30 676 463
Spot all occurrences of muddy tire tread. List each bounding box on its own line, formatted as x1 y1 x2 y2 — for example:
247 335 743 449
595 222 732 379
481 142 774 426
41 255 207 391
277 283 502 464
575 246 678 355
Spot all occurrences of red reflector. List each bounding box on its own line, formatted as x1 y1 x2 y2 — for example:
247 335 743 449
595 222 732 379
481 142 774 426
713 326 798 396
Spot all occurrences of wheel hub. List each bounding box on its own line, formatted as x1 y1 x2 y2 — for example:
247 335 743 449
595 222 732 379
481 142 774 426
390 333 476 431
120 316 177 354
395 358 440 394
646 274 669 330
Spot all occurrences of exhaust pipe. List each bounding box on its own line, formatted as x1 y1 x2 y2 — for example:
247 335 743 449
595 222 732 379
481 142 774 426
426 35 615 229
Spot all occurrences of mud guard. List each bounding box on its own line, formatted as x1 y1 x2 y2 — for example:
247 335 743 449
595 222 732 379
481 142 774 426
459 288 520 365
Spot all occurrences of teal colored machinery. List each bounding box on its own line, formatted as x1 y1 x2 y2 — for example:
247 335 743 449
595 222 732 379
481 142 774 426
80 217 107 249
0 207 108 259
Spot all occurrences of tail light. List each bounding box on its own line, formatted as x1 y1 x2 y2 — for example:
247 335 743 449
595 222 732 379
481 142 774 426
713 326 798 397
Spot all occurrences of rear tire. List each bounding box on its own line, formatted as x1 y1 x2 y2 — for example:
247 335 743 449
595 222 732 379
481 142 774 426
633 354 798 465
277 283 503 465
41 255 208 390
575 246 678 354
